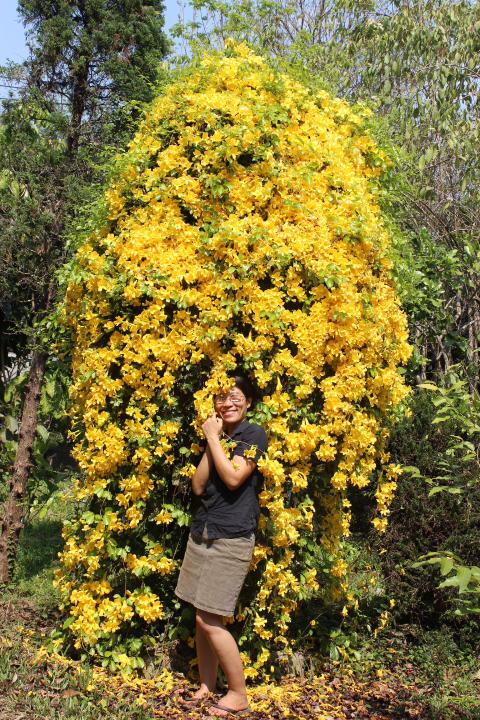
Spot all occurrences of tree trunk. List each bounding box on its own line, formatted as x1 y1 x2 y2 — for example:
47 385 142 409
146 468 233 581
67 59 89 159
0 349 47 583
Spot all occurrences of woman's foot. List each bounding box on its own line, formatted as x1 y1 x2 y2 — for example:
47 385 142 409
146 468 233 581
181 685 211 707
208 691 249 716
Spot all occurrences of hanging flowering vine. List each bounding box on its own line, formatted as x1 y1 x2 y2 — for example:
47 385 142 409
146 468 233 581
55 42 411 675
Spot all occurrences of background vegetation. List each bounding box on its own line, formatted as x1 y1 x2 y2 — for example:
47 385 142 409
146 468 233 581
1 1 479 718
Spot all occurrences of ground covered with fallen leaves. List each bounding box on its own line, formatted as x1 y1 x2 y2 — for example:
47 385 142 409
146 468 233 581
1 598 478 720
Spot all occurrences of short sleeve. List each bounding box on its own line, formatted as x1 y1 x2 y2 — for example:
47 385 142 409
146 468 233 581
232 424 268 464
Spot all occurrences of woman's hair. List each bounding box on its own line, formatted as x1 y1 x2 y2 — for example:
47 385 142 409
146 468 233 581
229 372 259 409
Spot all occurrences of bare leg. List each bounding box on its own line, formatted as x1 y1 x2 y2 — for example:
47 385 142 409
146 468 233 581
196 610 248 715
191 613 219 699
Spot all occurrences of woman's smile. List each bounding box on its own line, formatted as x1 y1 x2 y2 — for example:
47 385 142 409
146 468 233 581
221 409 242 424
222 408 237 417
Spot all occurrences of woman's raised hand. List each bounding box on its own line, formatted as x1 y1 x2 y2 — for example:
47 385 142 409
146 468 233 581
202 413 223 441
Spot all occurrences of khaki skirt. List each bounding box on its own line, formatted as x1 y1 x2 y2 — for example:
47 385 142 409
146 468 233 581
174 528 255 617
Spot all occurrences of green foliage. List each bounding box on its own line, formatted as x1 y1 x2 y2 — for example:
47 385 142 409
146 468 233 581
0 361 73 520
377 373 480 625
0 92 67 357
385 222 468 379
15 519 63 581
409 374 480 616
414 552 480 611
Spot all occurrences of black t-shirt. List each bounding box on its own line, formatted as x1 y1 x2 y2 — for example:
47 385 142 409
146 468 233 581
190 420 268 540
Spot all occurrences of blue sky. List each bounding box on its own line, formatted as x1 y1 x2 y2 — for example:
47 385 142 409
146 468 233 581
0 1 192 66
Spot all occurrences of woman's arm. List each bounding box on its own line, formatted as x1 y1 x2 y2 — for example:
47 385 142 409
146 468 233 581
201 414 256 491
191 446 213 496
207 435 256 491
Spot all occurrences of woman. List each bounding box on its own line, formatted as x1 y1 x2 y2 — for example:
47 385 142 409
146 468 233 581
175 375 268 717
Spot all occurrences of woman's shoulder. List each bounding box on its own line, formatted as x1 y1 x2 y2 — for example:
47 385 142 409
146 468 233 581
243 420 266 433
241 421 268 444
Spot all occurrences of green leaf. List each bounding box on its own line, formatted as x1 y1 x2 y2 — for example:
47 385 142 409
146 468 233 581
4 415 18 433
81 511 96 525
36 424 50 442
457 567 473 594
428 485 448 496
45 379 56 398
329 644 340 661
417 383 438 391
439 557 454 576
438 567 472 593
402 465 421 477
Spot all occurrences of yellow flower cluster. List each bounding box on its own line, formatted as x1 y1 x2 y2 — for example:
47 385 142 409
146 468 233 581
56 42 411 671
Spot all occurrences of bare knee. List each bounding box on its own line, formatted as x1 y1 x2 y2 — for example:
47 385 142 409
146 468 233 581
196 610 208 633
196 609 222 636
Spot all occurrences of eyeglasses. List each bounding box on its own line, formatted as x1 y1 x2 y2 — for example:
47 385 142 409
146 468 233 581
214 392 246 405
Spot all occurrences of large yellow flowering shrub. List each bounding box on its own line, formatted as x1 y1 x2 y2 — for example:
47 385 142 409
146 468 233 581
56 43 411 675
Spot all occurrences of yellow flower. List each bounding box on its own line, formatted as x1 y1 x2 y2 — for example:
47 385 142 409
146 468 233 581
58 42 411 671
154 509 174 525
131 591 164 623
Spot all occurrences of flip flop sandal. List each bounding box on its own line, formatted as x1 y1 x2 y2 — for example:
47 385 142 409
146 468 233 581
208 702 251 716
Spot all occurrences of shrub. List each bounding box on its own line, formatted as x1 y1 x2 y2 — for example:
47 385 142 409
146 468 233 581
376 374 480 626
55 42 411 675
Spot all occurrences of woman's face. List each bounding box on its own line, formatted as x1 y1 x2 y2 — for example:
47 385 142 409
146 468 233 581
214 385 251 426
